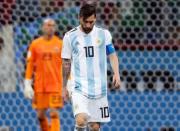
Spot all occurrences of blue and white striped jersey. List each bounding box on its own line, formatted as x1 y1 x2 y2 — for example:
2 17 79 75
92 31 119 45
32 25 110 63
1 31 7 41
61 25 115 99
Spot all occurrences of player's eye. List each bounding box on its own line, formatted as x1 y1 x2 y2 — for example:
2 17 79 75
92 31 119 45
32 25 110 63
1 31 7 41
48 24 55 27
85 21 93 24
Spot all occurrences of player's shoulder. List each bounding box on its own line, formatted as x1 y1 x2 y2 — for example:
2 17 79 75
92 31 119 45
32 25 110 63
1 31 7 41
95 25 107 31
64 26 79 36
32 36 44 43
30 36 42 47
53 35 63 42
95 25 110 33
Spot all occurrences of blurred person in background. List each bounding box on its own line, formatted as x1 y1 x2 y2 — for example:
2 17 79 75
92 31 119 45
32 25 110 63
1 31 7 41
24 18 63 131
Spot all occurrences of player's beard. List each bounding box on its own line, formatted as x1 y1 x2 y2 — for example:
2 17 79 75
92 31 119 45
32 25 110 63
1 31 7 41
82 26 93 34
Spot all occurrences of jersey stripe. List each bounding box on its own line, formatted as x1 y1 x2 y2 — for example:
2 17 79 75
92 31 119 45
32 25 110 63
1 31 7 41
98 30 107 96
78 36 88 94
70 34 82 91
93 30 101 96
84 34 95 97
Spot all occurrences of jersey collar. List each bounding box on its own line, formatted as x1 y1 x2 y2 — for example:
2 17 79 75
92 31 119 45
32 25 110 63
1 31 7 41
78 25 96 36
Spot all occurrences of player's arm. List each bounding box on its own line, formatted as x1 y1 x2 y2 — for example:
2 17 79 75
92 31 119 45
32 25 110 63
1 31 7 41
106 30 121 89
25 46 34 80
61 33 72 101
108 52 120 88
62 59 71 87
24 43 35 99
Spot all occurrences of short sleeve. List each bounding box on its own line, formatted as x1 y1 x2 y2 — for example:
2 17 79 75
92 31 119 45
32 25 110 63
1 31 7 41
27 41 35 61
105 30 112 46
25 41 35 79
61 33 72 59
105 30 115 55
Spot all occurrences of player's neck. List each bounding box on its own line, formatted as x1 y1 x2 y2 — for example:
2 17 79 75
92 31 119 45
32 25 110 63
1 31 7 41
43 35 53 40
80 26 94 34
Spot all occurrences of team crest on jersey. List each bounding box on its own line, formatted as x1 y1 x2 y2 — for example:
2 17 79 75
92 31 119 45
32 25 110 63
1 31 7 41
54 46 60 53
96 38 102 46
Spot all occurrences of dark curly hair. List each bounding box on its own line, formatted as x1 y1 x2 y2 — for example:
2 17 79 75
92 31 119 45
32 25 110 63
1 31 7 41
79 1 97 20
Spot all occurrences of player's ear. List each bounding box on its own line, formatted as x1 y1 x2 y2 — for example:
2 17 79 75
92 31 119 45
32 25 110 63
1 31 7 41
41 25 44 33
79 16 83 24
54 23 58 31
79 15 81 21
93 16 97 22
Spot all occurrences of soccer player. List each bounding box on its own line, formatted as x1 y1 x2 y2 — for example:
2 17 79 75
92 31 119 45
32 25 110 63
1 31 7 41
24 18 63 131
61 2 121 131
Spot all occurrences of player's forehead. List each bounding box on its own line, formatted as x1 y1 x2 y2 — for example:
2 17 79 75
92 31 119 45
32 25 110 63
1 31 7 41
43 18 55 26
82 14 96 22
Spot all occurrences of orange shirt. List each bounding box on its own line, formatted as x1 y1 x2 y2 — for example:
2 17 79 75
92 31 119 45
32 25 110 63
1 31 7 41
25 36 63 93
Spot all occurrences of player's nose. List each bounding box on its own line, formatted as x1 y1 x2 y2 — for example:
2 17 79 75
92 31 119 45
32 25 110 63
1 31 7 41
86 23 91 28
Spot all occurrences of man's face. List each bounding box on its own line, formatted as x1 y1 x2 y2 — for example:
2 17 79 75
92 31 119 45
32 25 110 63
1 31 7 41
80 14 96 34
42 20 56 36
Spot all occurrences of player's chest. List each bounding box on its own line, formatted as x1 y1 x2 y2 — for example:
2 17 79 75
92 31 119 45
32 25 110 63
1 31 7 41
35 44 61 59
71 36 105 54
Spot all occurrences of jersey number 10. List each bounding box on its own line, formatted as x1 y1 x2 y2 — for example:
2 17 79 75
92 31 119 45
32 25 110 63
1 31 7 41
100 106 109 118
84 46 94 57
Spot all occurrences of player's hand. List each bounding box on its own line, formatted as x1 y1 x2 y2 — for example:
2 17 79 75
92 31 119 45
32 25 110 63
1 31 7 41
63 88 69 103
112 74 121 89
24 79 34 99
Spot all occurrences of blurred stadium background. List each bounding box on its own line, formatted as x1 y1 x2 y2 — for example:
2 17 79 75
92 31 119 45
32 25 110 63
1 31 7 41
0 0 179 131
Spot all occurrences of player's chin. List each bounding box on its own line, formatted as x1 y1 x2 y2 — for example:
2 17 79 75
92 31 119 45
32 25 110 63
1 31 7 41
84 28 92 33
114 84 120 89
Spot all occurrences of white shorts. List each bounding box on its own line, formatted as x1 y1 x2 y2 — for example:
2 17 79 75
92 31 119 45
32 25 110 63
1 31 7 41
71 91 110 123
